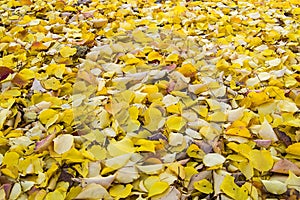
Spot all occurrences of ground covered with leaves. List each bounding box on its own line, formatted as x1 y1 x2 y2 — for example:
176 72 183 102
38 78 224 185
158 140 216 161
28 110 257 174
0 0 300 199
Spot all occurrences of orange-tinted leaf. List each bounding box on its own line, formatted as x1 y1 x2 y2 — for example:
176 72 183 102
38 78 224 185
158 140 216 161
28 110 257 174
12 74 28 88
30 42 49 51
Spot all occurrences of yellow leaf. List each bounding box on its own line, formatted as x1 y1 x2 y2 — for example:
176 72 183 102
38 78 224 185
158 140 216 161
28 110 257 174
173 5 187 14
89 145 107 160
18 69 35 80
186 144 205 159
32 190 47 200
292 7 300 15
128 106 139 120
286 143 300 155
226 120 252 138
126 119 140 132
125 57 140 65
220 175 248 200
247 91 270 107
168 162 185 179
144 176 160 191
166 104 182 114
60 46 77 58
166 116 186 131
166 54 179 62
64 5 77 12
144 107 164 131
207 111 227 122
184 166 198 180
227 142 252 159
0 109 9 130
284 76 298 88
43 77 61 90
132 30 152 43
61 148 86 164
148 51 162 62
286 171 300 192
45 190 64 200
65 186 82 200
109 184 132 199
136 139 156 152
107 138 136 157
148 181 169 197
249 150 274 172
194 179 213 194
1 167 18 179
0 189 4 200
105 154 132 170
38 109 59 128
249 37 262 47
177 63 197 77
2 151 19 167
46 64 66 79
238 161 254 180
143 85 159 94
264 30 281 43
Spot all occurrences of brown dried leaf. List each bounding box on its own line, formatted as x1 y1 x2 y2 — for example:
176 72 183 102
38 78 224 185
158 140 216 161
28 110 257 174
0 67 13 81
271 159 300 176
274 128 292 147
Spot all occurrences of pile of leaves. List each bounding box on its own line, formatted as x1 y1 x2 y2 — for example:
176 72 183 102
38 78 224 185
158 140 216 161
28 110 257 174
0 0 300 199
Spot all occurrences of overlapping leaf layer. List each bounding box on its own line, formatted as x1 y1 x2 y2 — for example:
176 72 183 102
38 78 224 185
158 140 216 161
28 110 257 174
0 0 300 199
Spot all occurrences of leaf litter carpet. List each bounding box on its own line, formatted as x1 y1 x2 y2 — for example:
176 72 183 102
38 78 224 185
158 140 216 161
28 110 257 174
0 0 300 199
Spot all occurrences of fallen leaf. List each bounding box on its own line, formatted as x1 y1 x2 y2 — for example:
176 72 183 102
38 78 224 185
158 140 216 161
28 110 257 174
148 181 169 198
258 119 278 142
286 143 300 156
249 149 274 172
226 120 251 138
272 159 300 175
177 63 197 77
203 153 226 167
274 128 292 147
261 180 287 195
0 67 13 81
74 183 111 199
286 171 300 192
60 46 77 58
220 175 248 200
53 134 74 154
109 184 132 199
194 179 213 194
